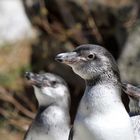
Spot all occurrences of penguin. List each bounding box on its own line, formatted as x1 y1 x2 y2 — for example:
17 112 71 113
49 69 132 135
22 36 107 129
24 72 70 140
122 83 140 140
55 44 135 140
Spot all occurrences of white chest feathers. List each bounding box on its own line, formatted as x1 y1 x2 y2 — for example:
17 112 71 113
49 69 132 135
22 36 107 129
72 84 135 140
25 106 70 140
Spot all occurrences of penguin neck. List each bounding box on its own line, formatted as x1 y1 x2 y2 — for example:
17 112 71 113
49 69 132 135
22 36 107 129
85 82 122 106
36 103 70 127
37 95 70 120
38 104 52 114
84 74 125 115
86 71 121 91
38 99 70 114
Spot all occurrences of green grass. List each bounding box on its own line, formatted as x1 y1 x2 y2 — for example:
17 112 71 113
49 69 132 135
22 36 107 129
0 65 31 90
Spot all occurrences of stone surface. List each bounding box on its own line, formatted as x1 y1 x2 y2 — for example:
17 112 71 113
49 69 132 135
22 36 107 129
0 0 34 45
118 24 140 84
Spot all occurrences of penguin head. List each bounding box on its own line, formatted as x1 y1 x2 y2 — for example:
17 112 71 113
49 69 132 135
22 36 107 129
25 72 70 106
55 44 119 82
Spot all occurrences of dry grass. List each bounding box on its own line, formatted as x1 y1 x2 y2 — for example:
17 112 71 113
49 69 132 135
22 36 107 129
0 40 32 90
0 40 34 139
0 40 31 73
0 128 24 140
95 0 133 8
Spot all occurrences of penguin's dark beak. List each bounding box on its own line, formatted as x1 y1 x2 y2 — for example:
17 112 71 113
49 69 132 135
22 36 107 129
25 72 42 87
55 52 80 65
25 72 34 80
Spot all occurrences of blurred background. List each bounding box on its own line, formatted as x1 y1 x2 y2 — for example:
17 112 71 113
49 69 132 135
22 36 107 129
0 0 140 139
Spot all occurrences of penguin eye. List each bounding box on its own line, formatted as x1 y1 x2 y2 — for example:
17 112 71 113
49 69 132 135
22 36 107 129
52 81 57 86
87 54 95 59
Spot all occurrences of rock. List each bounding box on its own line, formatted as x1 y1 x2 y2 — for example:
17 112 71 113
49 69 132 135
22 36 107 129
118 24 140 84
0 0 34 45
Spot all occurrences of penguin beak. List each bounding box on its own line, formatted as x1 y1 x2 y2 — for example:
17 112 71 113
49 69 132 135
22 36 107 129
122 83 140 98
25 72 42 87
55 52 80 65
25 72 35 80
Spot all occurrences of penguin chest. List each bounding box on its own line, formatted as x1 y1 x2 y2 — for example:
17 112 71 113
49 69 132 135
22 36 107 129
73 112 134 140
27 125 69 140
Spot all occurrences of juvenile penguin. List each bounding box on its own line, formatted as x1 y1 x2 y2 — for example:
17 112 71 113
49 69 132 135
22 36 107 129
24 72 71 140
122 83 140 140
55 44 135 140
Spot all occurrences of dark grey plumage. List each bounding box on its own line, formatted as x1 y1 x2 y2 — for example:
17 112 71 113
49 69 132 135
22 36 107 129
122 83 140 115
24 72 70 140
56 44 135 140
122 83 140 140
